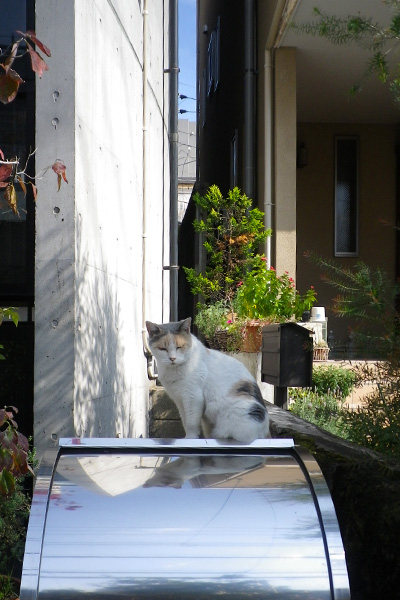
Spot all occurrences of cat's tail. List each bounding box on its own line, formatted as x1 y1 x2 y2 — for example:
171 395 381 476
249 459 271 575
212 380 269 443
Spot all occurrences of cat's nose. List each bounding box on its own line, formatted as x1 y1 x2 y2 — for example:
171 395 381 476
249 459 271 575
170 356 176 363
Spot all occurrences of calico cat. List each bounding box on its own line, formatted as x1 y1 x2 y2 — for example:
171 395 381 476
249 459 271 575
146 317 269 442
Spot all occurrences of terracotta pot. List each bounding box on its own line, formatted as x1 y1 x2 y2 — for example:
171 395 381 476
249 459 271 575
240 322 262 353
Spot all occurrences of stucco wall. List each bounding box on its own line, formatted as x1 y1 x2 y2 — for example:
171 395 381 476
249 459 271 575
296 122 397 344
34 1 170 458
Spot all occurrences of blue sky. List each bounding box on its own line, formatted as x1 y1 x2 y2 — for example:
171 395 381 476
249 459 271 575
178 0 196 117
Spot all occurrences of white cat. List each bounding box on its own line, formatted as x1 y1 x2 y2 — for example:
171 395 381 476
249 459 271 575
146 317 269 442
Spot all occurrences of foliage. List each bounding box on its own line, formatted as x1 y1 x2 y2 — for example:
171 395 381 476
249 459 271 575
235 255 316 321
0 309 19 361
194 300 243 351
312 364 356 398
292 2 400 104
183 185 271 305
0 406 34 497
306 252 400 357
0 33 67 214
0 482 30 578
289 387 350 438
0 30 51 104
342 358 400 459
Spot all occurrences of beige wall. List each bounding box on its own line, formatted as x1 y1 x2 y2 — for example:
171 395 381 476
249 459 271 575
274 47 297 277
296 122 397 344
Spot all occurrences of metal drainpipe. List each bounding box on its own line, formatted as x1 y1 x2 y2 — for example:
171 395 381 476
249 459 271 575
141 0 157 379
244 0 255 202
167 0 179 321
264 47 273 268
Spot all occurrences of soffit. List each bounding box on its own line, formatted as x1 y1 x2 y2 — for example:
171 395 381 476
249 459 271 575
279 0 400 123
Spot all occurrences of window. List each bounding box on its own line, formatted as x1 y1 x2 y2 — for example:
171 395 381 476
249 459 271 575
335 137 359 256
206 17 220 97
230 130 238 188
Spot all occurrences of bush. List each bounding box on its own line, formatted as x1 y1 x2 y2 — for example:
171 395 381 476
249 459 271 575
312 364 356 398
342 358 400 459
289 387 350 438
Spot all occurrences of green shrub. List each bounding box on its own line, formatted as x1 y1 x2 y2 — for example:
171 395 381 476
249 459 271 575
0 483 30 576
312 364 356 398
289 387 350 438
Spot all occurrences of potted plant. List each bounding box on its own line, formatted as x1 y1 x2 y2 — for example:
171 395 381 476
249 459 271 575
235 256 317 351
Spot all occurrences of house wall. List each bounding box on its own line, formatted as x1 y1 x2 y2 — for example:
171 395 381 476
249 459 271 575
296 122 397 344
34 1 170 459
197 0 245 195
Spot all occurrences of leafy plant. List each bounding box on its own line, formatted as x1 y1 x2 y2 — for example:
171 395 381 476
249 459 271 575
0 32 67 214
235 255 316 321
183 185 271 306
292 3 400 104
312 364 356 399
0 406 34 497
0 30 51 104
289 387 350 438
306 252 399 357
342 358 400 459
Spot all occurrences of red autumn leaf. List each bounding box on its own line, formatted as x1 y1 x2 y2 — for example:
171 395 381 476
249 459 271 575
0 163 13 182
0 66 24 104
26 45 49 78
16 30 51 57
52 160 68 191
31 182 37 201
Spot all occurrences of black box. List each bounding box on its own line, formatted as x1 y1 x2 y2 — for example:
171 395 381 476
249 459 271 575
261 323 313 387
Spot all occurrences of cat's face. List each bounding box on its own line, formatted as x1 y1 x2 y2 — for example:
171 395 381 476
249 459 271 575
146 318 192 367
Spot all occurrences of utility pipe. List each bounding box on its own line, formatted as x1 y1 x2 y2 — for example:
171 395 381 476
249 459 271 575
168 0 179 321
263 48 273 268
244 0 255 202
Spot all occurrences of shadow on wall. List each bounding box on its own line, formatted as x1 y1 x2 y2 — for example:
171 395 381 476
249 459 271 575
73 219 139 440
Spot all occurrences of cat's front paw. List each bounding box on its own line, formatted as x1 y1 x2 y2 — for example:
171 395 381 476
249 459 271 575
184 432 200 439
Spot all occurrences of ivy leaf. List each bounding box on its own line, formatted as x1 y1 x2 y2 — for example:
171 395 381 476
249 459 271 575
0 65 24 104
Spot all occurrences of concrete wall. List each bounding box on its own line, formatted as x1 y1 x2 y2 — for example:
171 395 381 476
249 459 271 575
34 0 170 458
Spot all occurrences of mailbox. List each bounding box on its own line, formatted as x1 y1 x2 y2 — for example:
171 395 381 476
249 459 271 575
261 322 313 387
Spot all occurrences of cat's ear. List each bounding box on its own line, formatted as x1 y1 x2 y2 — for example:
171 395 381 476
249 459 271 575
179 317 192 334
146 321 161 337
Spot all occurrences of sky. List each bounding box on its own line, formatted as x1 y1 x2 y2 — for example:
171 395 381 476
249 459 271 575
178 0 197 117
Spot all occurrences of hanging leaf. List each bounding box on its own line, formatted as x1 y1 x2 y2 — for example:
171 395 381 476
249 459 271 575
25 45 49 78
17 176 27 196
0 66 24 104
52 160 68 191
16 30 51 57
0 41 18 73
0 163 13 184
31 182 37 201
4 183 19 216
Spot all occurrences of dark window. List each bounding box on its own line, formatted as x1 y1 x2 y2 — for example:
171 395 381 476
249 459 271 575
335 137 359 256
0 0 35 299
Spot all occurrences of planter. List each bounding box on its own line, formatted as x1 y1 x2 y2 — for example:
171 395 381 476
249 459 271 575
240 322 263 353
206 329 229 351
313 347 330 361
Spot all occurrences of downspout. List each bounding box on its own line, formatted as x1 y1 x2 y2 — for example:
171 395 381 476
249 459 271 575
141 0 156 378
244 0 255 201
264 48 273 267
168 0 179 321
